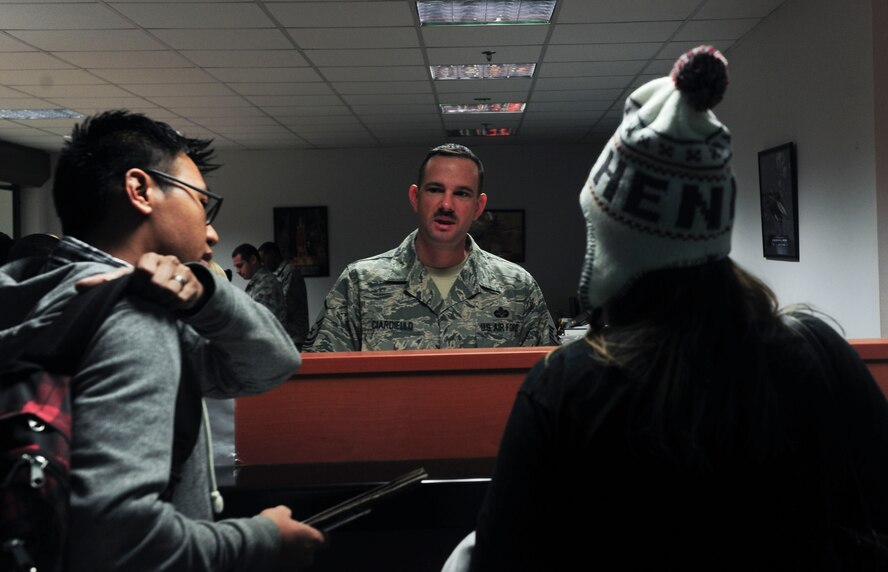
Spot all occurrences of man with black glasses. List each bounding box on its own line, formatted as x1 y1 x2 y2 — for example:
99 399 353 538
0 110 324 571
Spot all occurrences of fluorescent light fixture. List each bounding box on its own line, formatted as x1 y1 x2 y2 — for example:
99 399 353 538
0 108 83 120
440 102 526 113
447 127 515 137
431 63 536 80
417 0 556 25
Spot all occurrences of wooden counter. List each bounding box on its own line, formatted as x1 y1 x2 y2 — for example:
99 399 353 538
235 340 888 476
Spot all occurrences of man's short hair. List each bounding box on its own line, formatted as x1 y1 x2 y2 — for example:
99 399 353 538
257 241 281 257
53 110 218 239
232 243 260 262
416 143 484 192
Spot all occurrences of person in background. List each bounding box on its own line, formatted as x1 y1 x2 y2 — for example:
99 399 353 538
0 110 324 572
447 46 888 571
231 243 286 324
306 143 557 352
258 241 309 350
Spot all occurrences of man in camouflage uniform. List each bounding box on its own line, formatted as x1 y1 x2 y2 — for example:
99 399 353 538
231 243 286 324
305 144 557 352
259 241 310 349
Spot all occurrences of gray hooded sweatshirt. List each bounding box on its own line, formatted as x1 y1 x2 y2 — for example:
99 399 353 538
0 236 300 572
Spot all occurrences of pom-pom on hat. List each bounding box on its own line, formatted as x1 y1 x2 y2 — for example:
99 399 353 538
578 45 735 313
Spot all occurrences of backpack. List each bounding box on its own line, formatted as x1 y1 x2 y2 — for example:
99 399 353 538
1 273 131 572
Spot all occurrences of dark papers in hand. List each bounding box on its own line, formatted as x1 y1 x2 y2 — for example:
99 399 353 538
303 468 428 532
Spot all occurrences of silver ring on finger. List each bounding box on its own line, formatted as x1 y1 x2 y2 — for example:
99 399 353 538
172 274 187 287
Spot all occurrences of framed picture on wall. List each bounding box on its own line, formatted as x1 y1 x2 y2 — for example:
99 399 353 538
470 209 525 263
273 206 329 277
758 142 799 261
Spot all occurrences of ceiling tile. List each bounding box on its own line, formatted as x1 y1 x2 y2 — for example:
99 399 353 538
54 50 193 68
544 42 663 62
530 89 623 102
556 0 700 23
320 66 428 82
93 67 217 83
288 27 418 49
46 96 154 109
434 78 532 94
0 53 73 70
171 106 269 118
265 2 415 27
16 84 132 98
438 92 530 104
228 82 335 96
206 67 322 82
280 116 362 126
265 105 352 117
181 50 309 68
244 94 344 106
534 76 636 89
151 29 293 50
0 69 104 85
112 3 274 28
694 0 787 19
422 24 549 48
342 93 435 105
426 46 542 65
674 19 760 41
121 83 236 96
144 95 250 107
333 81 431 95
550 22 682 44
351 103 437 115
0 34 37 51
9 29 166 51
539 60 647 77
0 4 134 29
305 48 424 67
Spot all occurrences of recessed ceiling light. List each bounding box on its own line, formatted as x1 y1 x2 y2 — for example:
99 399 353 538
417 0 556 25
440 102 526 114
447 127 515 137
0 108 83 120
431 63 536 80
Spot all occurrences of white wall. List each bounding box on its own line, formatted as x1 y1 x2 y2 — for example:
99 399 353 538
720 0 879 337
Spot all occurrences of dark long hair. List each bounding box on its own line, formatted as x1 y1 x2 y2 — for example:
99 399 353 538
586 258 788 467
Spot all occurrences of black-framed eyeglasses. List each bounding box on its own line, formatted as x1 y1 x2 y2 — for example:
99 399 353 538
143 168 223 225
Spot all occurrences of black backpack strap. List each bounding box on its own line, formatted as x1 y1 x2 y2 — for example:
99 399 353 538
29 275 132 373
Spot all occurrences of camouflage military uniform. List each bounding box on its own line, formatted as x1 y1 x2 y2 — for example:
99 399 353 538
245 267 286 324
273 261 309 348
305 230 557 351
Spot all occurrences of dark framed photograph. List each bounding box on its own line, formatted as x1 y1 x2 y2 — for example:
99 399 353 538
758 142 799 261
273 206 329 277
470 209 525 262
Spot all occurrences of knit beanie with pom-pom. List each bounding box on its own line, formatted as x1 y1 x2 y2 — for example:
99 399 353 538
578 45 735 313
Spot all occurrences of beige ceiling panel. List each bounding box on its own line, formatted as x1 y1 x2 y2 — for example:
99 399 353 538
145 95 250 107
0 53 72 70
193 116 282 128
121 83 236 96
93 68 216 83
550 22 681 44
333 81 431 95
0 4 133 29
438 92 530 104
0 97 54 108
534 76 633 90
674 19 760 41
434 78 532 94
279 116 362 126
228 83 335 96
539 60 646 77
426 46 542 65
1 69 104 85
151 29 292 50
320 66 428 82
342 93 435 106
530 89 622 102
112 3 274 28
305 48 424 67
172 106 269 118
206 67 322 82
544 42 663 62
9 30 166 51
422 25 549 48
360 115 441 125
288 27 418 49
695 0 787 19
265 2 414 28
0 85 29 97
44 96 154 109
527 100 612 112
352 103 437 115
182 50 309 68
557 0 700 23
263 105 352 117
0 35 36 51
17 84 132 98
245 94 344 106
55 50 193 68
